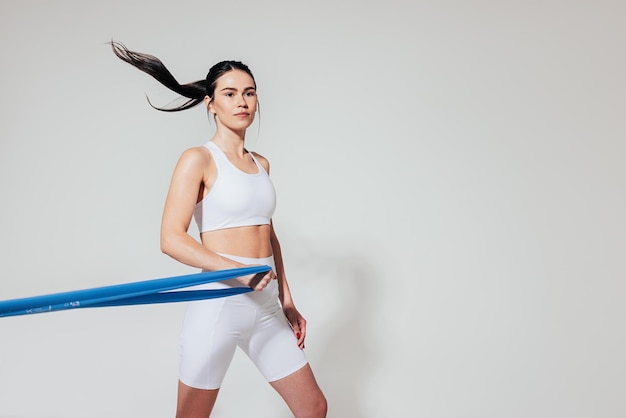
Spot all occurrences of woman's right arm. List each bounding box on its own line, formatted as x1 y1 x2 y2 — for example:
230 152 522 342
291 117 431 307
159 147 275 290
160 147 235 271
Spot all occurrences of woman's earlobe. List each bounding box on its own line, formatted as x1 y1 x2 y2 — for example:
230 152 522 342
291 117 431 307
203 95 213 109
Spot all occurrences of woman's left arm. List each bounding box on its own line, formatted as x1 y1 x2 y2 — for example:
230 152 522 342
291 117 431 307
271 221 306 350
255 151 306 349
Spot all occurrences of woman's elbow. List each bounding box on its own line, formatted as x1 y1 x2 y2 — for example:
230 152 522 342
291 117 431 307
160 230 177 256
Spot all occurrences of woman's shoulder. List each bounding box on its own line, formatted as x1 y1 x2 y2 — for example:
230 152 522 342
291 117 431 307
250 151 270 173
250 150 269 163
180 144 212 160
175 144 213 169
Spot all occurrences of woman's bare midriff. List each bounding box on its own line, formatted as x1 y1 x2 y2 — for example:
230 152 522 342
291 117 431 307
200 224 272 258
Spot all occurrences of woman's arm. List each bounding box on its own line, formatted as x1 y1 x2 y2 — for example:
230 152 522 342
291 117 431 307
160 147 274 290
160 147 232 270
271 221 306 349
254 152 306 346
269 221 294 306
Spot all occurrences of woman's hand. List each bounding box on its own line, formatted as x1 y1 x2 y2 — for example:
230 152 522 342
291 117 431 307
283 304 307 349
236 268 276 291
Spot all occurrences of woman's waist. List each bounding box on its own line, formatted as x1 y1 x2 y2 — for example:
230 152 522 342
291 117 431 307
216 252 275 269
200 225 272 258
194 252 277 297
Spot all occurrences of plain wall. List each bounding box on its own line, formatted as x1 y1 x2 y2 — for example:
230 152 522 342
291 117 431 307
1 1 624 417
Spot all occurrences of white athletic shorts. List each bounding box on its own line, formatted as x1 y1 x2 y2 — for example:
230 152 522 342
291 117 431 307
179 253 308 389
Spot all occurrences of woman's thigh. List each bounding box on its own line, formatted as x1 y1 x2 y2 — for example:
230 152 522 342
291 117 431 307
270 364 327 418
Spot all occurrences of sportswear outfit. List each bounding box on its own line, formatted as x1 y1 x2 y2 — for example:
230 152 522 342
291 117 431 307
179 141 307 390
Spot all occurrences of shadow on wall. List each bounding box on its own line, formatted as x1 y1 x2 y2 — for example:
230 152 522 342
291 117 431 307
279 245 380 418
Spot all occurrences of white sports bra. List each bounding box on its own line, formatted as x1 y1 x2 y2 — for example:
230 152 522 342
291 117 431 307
193 141 276 233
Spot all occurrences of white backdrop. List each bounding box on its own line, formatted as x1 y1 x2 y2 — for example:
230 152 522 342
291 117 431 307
1 1 625 417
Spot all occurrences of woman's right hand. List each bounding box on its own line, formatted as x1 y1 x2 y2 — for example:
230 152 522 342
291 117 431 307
237 267 276 291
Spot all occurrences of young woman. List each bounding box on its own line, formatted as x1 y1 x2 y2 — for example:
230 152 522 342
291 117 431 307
111 41 327 418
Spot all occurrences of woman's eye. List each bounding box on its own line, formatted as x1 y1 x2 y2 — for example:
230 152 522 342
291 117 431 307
246 92 256 97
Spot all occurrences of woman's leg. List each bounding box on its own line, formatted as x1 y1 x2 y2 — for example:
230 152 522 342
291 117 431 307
270 364 327 418
176 380 220 418
177 291 241 417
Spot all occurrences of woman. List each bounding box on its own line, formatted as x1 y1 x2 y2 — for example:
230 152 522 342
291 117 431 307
111 41 327 418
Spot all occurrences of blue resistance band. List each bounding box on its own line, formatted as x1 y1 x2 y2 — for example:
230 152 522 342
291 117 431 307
0 265 271 318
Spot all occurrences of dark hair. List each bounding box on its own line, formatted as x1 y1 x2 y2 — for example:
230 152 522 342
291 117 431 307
110 40 256 112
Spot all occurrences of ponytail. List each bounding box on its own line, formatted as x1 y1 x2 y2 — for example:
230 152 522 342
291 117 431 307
110 40 206 112
110 40 257 113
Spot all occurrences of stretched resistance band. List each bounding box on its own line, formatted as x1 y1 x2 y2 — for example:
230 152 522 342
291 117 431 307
0 265 271 318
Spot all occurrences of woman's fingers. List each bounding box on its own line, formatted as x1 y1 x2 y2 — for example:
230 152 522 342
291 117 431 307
285 309 306 349
297 316 306 349
248 270 276 291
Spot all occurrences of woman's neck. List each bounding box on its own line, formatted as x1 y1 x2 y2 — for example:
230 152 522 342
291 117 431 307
211 127 247 156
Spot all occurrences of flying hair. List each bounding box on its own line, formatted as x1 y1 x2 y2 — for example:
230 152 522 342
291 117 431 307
109 40 256 113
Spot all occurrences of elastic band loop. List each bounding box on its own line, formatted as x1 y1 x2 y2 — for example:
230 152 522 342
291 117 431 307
0 266 270 318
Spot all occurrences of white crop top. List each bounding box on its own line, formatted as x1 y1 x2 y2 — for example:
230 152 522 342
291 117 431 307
193 141 276 233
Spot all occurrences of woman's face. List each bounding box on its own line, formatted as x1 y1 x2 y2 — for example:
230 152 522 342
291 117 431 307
206 69 257 132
